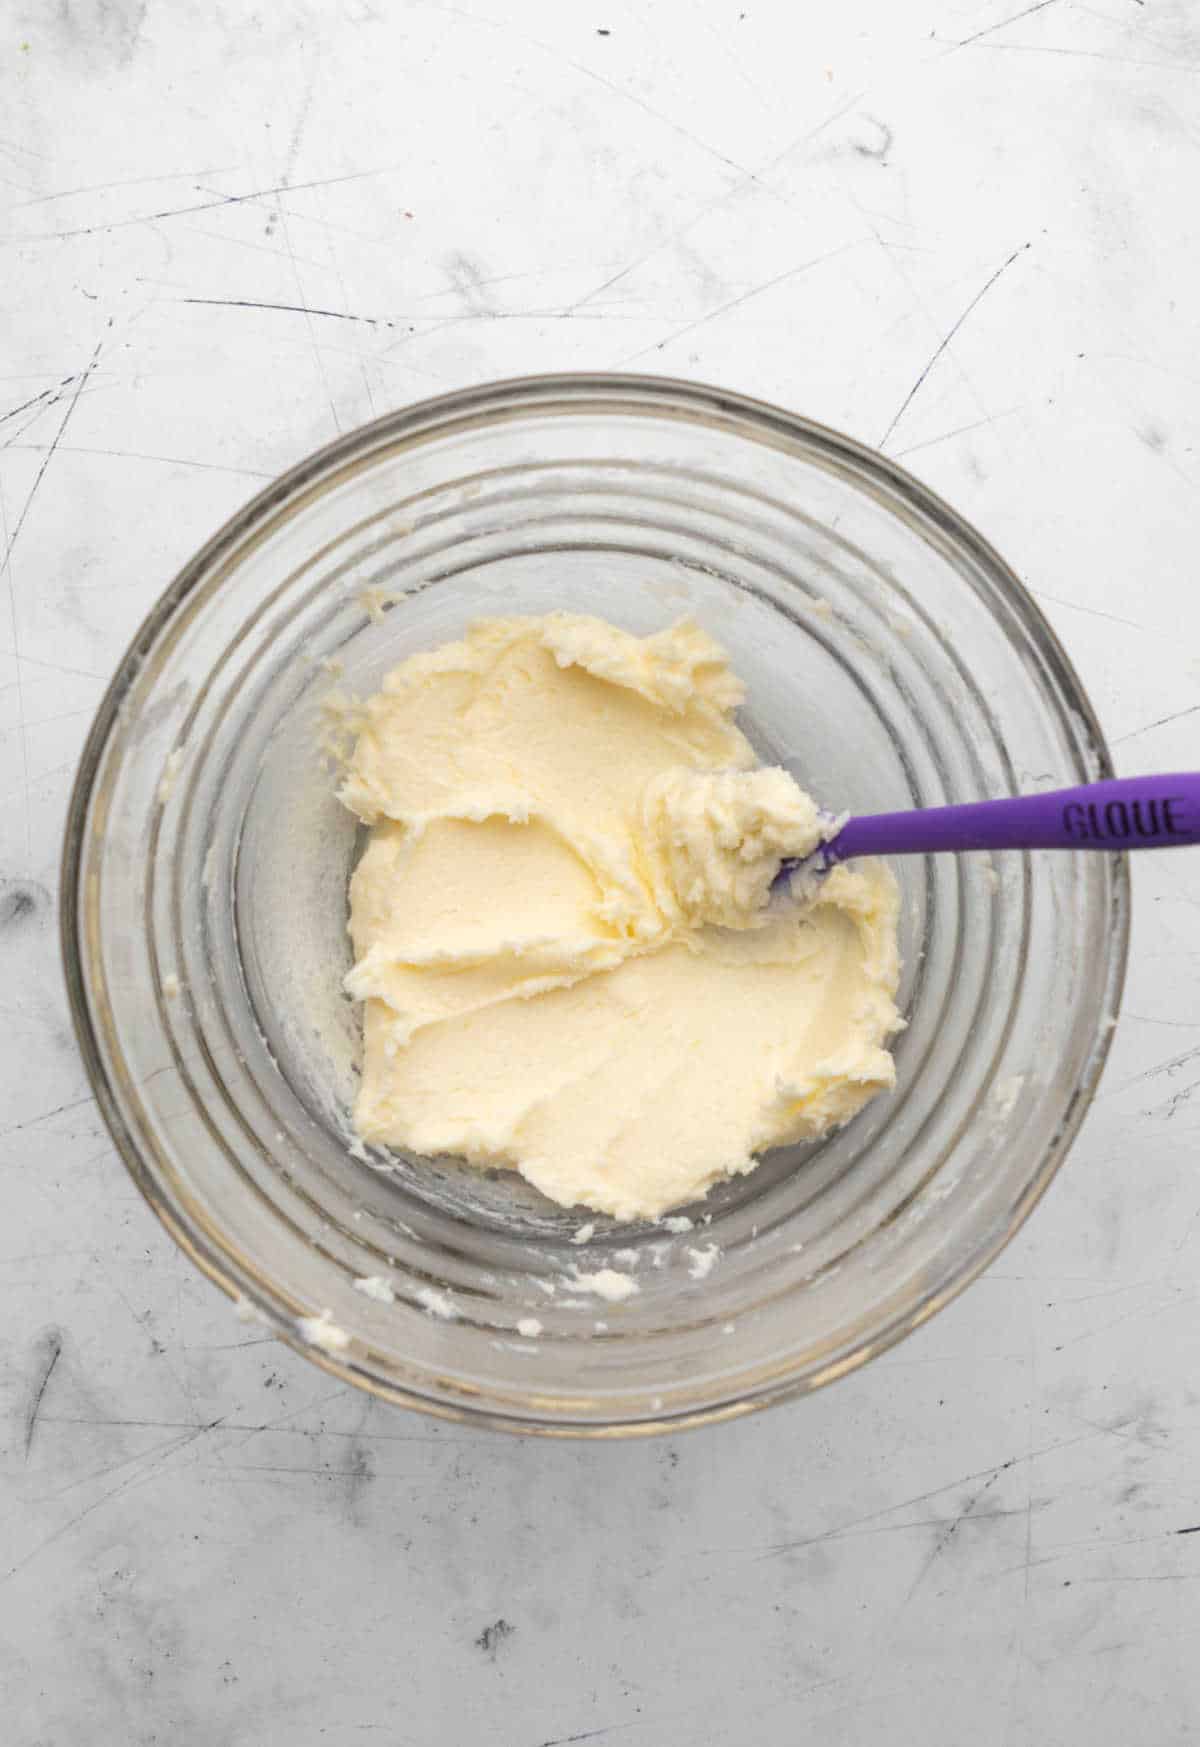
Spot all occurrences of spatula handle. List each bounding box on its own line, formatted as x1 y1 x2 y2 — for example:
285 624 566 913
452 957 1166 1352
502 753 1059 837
825 773 1200 862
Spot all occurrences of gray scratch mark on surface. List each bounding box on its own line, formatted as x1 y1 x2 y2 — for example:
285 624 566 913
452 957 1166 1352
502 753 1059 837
0 478 29 856
0 1137 108 1183
965 42 1200 72
318 182 380 421
33 1415 222 1508
757 89 870 162
1028 588 1150 633
154 291 648 326
5 442 274 479
879 244 1031 448
176 295 380 324
1112 1045 1200 1106
738 1508 1025 1567
1154 1077 1200 1120
483 14 755 182
999 1518 1200 1577
692 10 779 117
23 1329 63 1458
614 240 862 366
0 1244 106 1266
950 0 1062 49
412 0 811 219
5 653 107 682
567 57 779 200
0 1093 97 1143
429 308 647 323
1051 1291 1200 1352
195 1337 280 1353
894 407 1024 458
39 1412 483 1448
1108 1041 1200 1091
217 1385 350 1458
753 1435 1107 1564
1069 1572 1200 1587
1061 1406 1168 1456
0 380 74 427
1114 702 1200 745
9 167 400 244
217 1461 371 1479
282 57 319 191
275 197 342 437
1 378 109 453
1044 1280 1159 1308
566 91 865 316
0 335 103 578
1086 351 1200 393
14 165 238 209
411 263 580 304
1 1418 224 1590
905 1468 1009 1599
538 1727 640 1747
179 221 330 272
849 188 1004 450
0 758 78 807
94 1253 198 1420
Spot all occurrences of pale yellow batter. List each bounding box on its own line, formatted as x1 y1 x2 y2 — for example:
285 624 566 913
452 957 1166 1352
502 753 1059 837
340 614 901 1221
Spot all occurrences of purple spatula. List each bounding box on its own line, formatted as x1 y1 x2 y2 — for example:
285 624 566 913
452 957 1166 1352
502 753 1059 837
783 772 1200 882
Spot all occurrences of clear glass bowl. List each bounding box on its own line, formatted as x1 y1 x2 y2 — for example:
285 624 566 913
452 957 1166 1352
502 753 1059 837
61 375 1127 1435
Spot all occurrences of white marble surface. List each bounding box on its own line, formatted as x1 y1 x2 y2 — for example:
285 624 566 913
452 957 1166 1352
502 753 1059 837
4 2 1200 1741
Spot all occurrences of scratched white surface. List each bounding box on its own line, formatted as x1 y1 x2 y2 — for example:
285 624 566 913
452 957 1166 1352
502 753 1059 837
4 3 1200 1742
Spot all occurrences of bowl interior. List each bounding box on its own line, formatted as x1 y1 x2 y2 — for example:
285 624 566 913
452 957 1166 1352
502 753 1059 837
64 378 1127 1432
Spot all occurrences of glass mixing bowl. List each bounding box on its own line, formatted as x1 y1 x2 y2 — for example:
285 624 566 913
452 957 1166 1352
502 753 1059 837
61 375 1127 1435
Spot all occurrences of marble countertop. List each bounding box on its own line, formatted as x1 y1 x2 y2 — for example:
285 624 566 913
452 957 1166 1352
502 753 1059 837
4 3 1200 1742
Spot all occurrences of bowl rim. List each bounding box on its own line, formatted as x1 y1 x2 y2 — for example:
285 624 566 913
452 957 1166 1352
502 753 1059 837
59 371 1130 1437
